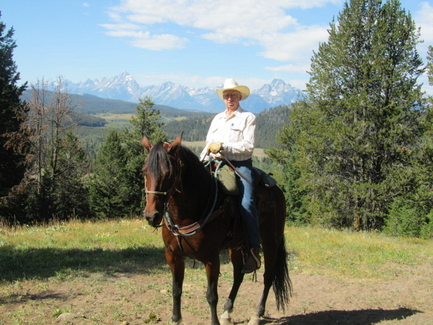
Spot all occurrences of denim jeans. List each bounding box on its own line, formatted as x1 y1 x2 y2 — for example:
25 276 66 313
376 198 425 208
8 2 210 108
231 159 260 249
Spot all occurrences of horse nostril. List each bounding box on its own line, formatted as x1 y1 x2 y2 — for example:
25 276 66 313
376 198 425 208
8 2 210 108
143 210 152 221
144 210 160 227
153 213 160 225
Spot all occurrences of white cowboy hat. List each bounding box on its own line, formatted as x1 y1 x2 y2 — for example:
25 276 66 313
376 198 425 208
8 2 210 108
216 78 250 101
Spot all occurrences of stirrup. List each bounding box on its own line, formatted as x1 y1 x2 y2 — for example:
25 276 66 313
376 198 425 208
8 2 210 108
242 248 261 274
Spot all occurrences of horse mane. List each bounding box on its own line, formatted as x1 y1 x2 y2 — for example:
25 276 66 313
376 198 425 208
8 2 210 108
176 144 213 189
146 141 212 189
146 142 173 181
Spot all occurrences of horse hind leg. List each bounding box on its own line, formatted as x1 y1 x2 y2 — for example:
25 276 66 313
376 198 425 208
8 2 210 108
245 251 274 325
252 238 291 325
254 270 273 320
220 249 245 325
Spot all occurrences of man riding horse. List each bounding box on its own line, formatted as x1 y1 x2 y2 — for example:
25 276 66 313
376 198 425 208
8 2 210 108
200 78 260 274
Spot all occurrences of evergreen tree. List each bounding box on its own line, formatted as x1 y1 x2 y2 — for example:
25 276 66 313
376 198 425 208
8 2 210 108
52 132 90 219
130 96 166 143
267 110 308 225
87 129 130 218
272 0 424 230
384 45 433 238
87 98 167 218
0 15 27 197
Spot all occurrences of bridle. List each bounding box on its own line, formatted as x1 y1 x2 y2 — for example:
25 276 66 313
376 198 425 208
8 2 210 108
144 153 222 237
145 190 169 196
144 154 180 223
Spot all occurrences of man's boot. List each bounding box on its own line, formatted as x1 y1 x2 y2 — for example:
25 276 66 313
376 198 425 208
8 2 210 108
242 248 261 274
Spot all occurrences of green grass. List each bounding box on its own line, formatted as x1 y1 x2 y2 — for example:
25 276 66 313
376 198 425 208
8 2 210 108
0 219 166 282
285 226 433 280
1 219 432 284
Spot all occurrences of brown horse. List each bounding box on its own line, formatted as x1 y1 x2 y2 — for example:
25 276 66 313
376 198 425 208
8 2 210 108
142 134 291 325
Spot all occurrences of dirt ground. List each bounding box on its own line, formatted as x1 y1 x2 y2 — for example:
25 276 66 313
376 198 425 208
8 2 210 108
1 260 432 325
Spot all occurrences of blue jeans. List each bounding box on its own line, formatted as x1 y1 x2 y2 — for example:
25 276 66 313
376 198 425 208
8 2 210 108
231 159 260 249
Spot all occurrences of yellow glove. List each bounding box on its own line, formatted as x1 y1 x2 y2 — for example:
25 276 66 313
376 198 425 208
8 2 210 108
207 142 223 155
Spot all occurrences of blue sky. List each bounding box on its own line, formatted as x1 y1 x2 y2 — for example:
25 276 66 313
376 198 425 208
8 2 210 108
2 0 433 93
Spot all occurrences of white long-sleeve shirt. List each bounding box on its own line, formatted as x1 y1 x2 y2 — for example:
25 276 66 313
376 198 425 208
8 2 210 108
200 106 256 161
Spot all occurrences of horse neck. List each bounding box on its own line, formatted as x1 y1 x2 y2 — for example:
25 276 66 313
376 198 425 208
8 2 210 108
170 158 216 221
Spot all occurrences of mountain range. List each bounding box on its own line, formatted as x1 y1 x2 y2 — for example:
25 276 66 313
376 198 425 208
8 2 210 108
65 72 306 113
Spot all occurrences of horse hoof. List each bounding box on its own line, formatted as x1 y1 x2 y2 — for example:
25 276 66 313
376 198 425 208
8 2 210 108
220 318 233 325
248 315 261 325
220 310 233 325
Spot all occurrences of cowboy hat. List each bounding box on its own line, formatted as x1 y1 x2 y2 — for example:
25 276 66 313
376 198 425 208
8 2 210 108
216 78 250 101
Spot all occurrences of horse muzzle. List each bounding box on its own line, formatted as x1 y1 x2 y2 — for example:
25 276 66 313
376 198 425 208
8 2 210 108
143 209 163 228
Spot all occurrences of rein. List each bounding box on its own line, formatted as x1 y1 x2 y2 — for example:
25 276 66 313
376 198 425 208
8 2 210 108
164 164 222 237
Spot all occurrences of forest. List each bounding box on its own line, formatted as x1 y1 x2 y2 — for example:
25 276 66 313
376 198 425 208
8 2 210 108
162 104 291 148
1 0 433 239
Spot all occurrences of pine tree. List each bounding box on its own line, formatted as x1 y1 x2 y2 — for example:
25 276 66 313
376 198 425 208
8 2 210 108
52 132 90 219
383 45 433 238
272 0 425 230
129 96 166 143
0 15 27 197
87 98 167 218
87 129 129 218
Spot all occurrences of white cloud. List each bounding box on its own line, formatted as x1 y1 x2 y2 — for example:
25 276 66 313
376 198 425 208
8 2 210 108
259 25 328 62
100 22 188 50
266 63 310 74
131 33 189 50
101 0 339 90
102 0 334 56
417 2 433 43
100 23 141 31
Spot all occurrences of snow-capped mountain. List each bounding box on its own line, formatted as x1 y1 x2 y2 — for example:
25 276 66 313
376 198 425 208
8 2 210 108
254 79 303 106
71 72 143 102
66 72 306 113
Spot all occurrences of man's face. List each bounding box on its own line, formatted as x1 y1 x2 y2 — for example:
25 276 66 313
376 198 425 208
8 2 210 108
223 90 241 111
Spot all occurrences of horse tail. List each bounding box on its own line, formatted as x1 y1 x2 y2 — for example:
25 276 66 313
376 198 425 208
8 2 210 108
272 234 292 311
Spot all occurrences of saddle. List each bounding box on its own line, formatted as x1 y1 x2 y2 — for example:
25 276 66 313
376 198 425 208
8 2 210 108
209 160 278 252
209 160 277 195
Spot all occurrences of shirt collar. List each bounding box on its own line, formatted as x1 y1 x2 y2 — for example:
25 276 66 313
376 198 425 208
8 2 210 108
224 105 242 118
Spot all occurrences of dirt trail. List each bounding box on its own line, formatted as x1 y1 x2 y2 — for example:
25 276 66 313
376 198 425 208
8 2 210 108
1 267 431 325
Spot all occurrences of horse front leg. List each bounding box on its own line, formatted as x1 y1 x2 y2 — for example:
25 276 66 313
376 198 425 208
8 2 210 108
205 257 221 325
166 249 185 324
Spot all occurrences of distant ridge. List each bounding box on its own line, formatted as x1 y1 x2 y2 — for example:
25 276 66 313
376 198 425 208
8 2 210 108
22 88 292 149
64 72 306 113
22 89 208 119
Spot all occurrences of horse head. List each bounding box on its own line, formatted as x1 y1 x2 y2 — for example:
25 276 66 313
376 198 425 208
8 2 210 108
141 134 183 227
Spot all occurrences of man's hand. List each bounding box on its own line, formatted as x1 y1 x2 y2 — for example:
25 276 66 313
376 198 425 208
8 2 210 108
207 142 223 155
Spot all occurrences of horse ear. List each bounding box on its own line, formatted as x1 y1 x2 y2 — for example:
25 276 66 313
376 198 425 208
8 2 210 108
166 133 183 153
141 135 153 152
